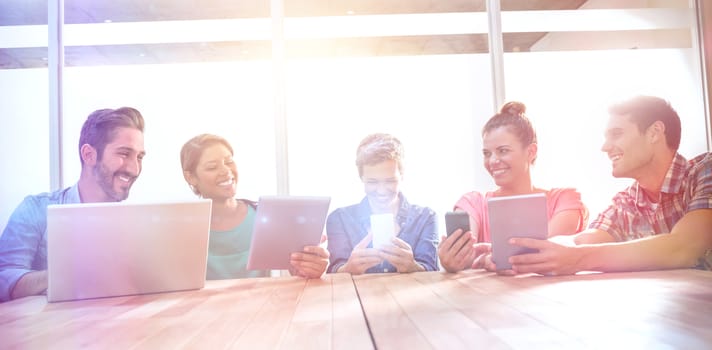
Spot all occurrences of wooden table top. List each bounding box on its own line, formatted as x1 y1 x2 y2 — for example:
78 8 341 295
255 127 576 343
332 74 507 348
2 269 711 349
353 269 712 349
0 273 372 350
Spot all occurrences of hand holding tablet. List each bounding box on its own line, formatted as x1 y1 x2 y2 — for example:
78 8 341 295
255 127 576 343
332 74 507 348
246 196 331 270
488 193 548 271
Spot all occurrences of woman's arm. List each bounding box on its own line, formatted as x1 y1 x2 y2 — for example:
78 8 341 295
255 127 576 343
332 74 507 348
548 209 585 237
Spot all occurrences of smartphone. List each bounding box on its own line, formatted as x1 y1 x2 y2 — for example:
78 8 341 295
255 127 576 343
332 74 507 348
370 213 395 248
445 211 470 237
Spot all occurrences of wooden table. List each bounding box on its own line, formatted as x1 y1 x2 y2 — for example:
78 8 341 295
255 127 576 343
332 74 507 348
0 273 372 350
3 269 712 349
353 269 712 349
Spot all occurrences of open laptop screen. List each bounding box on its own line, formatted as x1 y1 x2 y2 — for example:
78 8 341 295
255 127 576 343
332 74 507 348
47 199 211 302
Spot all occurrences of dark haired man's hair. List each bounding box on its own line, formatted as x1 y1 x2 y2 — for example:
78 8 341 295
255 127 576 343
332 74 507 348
608 95 681 151
78 107 145 166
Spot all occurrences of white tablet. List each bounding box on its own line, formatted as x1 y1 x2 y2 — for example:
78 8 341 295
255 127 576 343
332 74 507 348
246 195 331 270
488 193 548 270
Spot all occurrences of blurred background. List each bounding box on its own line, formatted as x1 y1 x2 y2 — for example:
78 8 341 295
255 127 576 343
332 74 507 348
1 0 710 234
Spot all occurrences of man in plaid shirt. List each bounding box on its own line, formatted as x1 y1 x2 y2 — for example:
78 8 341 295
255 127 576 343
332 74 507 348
506 95 712 275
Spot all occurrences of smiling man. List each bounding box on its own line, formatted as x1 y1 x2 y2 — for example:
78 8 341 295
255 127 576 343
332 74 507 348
326 133 439 275
0 107 146 302
508 95 712 275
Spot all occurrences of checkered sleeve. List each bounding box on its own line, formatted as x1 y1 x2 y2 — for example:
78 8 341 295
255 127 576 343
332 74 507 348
686 154 712 211
588 199 626 242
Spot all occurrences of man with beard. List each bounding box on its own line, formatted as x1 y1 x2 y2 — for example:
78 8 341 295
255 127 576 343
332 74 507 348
0 107 145 302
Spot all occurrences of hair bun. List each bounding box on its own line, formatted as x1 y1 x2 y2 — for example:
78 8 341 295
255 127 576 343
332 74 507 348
500 101 526 116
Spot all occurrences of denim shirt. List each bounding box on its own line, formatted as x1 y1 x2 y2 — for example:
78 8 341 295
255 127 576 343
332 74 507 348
326 193 439 273
0 184 81 302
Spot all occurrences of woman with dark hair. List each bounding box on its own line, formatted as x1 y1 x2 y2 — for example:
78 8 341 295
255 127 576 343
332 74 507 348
438 102 589 273
180 133 329 279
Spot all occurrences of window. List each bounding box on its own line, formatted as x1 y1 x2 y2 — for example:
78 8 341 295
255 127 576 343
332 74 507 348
0 0 708 230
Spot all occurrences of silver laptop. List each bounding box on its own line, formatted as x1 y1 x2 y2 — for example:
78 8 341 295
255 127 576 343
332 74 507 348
246 196 330 270
47 199 212 302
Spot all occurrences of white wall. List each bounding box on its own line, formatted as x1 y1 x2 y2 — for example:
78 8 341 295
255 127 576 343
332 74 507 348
0 68 49 232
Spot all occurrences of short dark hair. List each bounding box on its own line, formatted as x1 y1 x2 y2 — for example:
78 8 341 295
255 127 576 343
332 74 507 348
608 95 681 151
482 101 538 162
180 134 234 196
78 107 145 165
355 133 404 177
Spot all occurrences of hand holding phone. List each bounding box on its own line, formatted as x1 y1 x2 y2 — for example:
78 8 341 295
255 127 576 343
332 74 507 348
445 211 470 237
440 211 476 272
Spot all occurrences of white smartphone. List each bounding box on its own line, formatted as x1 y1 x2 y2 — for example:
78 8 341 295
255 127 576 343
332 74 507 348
370 213 395 248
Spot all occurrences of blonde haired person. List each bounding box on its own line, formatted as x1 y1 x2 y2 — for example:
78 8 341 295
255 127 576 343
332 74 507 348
326 133 439 274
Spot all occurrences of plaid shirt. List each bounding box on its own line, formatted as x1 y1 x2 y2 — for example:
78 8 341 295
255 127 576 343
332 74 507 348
590 152 712 270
